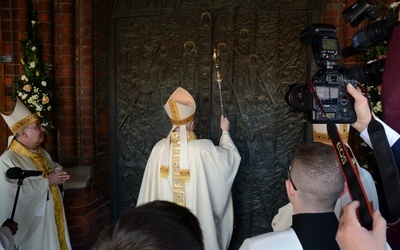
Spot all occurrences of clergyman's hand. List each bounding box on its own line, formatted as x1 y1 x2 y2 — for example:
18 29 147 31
220 115 230 132
48 171 70 186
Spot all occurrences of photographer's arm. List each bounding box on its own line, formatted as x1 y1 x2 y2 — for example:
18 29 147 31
347 84 400 168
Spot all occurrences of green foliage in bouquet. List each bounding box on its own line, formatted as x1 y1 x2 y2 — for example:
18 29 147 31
14 13 55 133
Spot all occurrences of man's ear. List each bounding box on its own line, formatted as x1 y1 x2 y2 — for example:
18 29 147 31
285 179 296 198
339 182 348 198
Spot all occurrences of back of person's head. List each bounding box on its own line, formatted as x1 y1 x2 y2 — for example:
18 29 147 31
92 200 204 250
290 142 344 211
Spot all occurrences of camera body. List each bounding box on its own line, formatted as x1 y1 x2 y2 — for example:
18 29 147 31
285 24 357 123
304 67 357 123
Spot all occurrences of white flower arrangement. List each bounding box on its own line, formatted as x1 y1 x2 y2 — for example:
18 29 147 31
14 17 55 132
389 1 400 9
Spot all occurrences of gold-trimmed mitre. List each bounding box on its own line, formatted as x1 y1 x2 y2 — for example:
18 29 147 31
163 87 196 126
0 97 38 134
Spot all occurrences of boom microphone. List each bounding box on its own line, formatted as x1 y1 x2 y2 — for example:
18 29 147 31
341 45 364 58
6 167 42 221
6 167 42 180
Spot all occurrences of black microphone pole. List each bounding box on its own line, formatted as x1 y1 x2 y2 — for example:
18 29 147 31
11 178 23 221
6 167 42 221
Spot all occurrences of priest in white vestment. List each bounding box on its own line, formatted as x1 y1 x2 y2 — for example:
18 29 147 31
0 98 72 250
137 87 241 250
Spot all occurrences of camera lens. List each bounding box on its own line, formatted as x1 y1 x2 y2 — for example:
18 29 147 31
351 13 397 49
346 59 385 86
285 84 305 112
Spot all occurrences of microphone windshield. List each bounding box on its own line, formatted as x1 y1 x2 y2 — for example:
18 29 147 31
341 45 364 58
6 167 23 179
5 167 42 180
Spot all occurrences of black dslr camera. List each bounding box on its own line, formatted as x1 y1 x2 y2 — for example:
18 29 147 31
285 24 357 123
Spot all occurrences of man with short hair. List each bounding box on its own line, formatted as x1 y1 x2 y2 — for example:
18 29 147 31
240 141 343 250
240 83 398 250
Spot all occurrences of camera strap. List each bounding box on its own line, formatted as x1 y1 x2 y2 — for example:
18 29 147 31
326 120 373 229
308 79 373 229
367 119 400 224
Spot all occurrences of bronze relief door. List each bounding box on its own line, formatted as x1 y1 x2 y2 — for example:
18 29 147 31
110 0 320 248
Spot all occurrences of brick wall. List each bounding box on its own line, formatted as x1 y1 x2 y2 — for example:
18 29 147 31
322 0 361 66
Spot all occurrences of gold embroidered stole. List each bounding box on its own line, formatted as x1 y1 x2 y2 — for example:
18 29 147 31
167 131 196 207
9 140 68 250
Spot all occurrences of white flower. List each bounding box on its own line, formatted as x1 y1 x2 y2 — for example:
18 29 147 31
32 46 37 51
373 101 382 113
21 93 28 100
47 106 52 111
29 62 36 68
28 95 39 104
31 20 36 25
21 75 28 81
35 104 43 112
41 81 47 86
389 1 399 9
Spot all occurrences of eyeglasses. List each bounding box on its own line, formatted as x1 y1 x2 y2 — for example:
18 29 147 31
24 124 42 131
287 166 297 191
